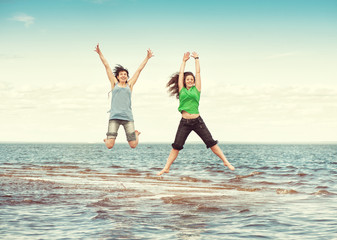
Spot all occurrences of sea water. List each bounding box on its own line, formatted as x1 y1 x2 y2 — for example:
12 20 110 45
1 143 336 239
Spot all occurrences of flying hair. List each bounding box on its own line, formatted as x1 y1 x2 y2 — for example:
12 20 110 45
166 71 195 99
113 64 129 81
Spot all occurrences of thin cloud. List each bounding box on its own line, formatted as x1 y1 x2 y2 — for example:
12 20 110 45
0 53 22 60
266 52 297 59
202 84 337 124
10 13 35 27
0 83 107 112
1 83 336 143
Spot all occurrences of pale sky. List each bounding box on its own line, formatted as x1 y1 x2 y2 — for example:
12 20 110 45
1 0 337 143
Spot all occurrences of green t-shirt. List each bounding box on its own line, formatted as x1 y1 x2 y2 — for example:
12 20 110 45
178 86 201 114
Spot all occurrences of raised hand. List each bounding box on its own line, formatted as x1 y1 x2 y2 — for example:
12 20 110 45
183 52 190 62
147 49 154 59
191 51 199 59
94 44 101 54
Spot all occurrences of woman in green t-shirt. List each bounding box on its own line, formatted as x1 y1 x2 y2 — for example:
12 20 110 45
157 52 235 176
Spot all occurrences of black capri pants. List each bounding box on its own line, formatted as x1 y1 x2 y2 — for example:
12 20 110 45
172 116 218 150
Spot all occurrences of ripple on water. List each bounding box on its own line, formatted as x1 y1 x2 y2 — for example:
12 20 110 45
276 189 299 194
1 143 337 240
311 190 336 196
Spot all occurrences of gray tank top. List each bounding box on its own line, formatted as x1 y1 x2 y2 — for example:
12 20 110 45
108 83 134 121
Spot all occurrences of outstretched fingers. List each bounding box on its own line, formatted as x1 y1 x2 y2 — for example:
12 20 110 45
147 49 154 59
191 51 199 59
94 43 101 54
183 52 190 62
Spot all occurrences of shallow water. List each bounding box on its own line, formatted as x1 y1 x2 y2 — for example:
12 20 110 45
1 143 337 239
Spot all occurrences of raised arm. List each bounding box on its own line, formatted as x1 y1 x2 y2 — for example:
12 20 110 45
191 52 201 92
94 44 118 89
128 49 154 90
178 52 190 92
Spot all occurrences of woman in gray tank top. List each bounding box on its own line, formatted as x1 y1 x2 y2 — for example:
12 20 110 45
95 44 154 149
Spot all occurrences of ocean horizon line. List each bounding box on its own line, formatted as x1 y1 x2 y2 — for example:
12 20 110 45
1 141 336 145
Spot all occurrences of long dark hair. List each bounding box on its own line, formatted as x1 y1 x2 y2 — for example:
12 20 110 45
113 64 129 81
166 72 195 99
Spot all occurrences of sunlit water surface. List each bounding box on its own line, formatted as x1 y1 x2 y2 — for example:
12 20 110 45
1 143 336 239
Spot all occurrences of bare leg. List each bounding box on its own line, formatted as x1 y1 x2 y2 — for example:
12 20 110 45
104 138 115 149
157 149 179 176
128 130 141 149
210 144 235 171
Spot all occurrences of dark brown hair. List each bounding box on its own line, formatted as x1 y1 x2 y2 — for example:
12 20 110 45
113 64 129 81
166 71 195 99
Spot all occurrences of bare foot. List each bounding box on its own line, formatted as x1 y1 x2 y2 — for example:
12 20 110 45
103 138 114 149
157 168 169 176
225 163 235 171
135 130 141 136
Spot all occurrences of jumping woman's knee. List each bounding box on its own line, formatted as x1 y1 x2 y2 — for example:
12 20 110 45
171 143 183 151
206 140 218 149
